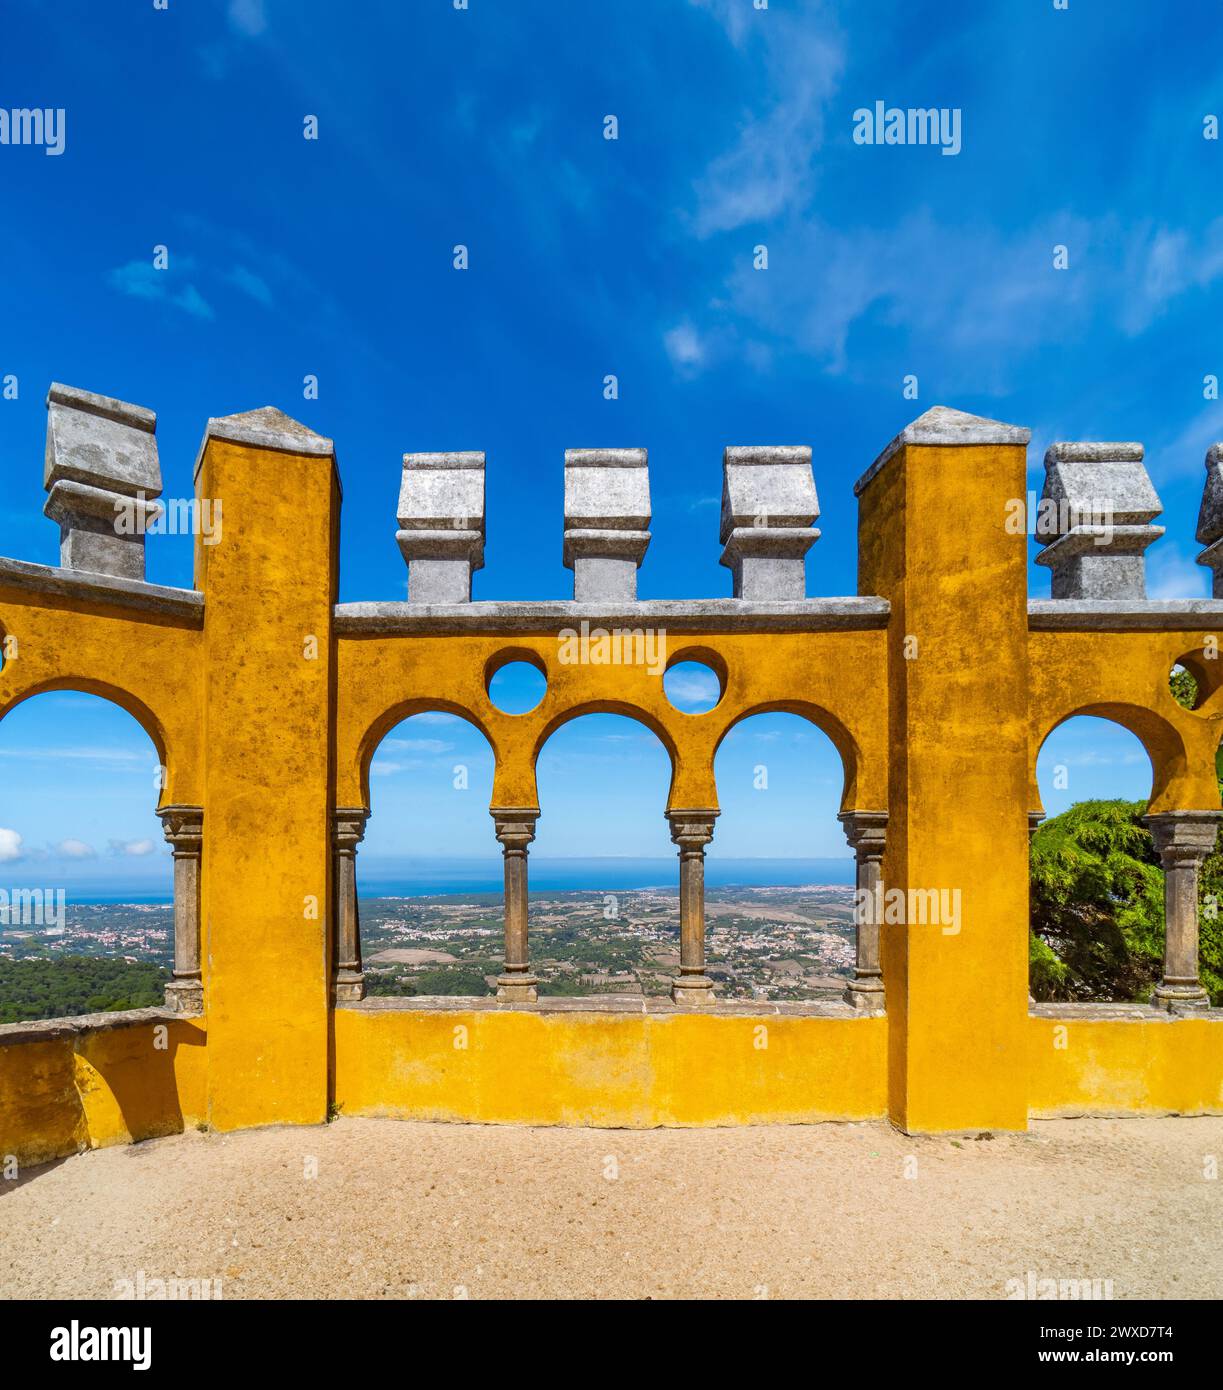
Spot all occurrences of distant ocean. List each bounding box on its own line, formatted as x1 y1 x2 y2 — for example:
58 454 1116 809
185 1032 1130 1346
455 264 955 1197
60 857 855 904
357 857 856 895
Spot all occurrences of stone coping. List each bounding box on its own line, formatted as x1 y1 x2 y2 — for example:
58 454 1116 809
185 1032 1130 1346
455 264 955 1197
192 407 335 481
1029 1002 1222 1021
0 1006 186 1047
854 406 1031 497
0 557 203 625
334 597 891 636
8 998 1212 1043
1028 599 1223 630
339 994 866 1018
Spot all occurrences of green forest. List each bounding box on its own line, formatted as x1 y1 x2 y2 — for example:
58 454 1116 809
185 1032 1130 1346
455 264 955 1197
1029 667 1223 1006
0 956 168 1024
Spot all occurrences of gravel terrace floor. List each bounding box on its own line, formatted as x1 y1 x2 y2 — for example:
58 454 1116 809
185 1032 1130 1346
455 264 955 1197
2 1115 1220 1300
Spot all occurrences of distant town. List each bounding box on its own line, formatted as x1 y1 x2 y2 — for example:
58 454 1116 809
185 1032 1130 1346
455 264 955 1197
0 885 857 1020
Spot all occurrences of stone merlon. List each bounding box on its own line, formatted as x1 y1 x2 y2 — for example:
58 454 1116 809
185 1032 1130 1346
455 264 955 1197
397 450 486 603
43 383 163 582
1195 443 1223 597
562 447 650 602
1035 441 1163 600
720 445 819 600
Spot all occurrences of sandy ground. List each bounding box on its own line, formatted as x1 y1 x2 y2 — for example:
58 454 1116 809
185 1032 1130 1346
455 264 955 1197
2 1116 1220 1300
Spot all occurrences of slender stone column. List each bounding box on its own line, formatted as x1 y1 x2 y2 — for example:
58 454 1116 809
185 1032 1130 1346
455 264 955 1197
1143 811 1222 1012
494 809 540 1001
668 810 719 1005
838 811 888 1012
333 809 369 1002
158 806 204 1015
1027 813 1045 1007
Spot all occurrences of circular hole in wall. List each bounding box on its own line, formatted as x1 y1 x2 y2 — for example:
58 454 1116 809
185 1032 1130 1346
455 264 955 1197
487 659 548 715
1169 651 1223 712
663 659 722 715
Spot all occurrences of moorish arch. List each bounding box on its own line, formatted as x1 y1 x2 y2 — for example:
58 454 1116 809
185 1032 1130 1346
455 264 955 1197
0 684 203 1013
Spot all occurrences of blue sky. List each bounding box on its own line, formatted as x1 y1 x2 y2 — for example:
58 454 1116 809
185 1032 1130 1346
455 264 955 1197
0 0 1209 889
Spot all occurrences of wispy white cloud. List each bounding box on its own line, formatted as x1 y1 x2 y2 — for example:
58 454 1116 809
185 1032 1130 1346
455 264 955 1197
0 828 22 863
664 321 706 375
224 265 274 306
666 669 721 706
54 838 96 860
1118 221 1223 336
228 0 267 38
1147 402 1223 484
107 260 215 320
673 209 1223 388
381 737 455 756
0 746 147 766
108 838 157 857
688 0 844 235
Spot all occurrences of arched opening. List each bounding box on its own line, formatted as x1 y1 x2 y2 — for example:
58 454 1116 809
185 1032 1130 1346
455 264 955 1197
531 712 675 998
0 691 172 1023
710 711 855 1002
1030 715 1164 1003
358 711 501 998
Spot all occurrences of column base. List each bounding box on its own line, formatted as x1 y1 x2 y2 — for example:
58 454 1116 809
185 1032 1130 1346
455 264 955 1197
844 980 885 1014
496 974 538 1002
671 976 716 1006
163 979 203 1015
333 970 366 1003
1153 982 1210 1013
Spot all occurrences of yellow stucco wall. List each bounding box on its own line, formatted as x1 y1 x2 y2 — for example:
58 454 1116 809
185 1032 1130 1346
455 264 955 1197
0 1018 206 1168
0 584 204 807
194 434 339 1131
1028 1015 1223 1117
333 1006 888 1127
859 437 1031 1132
1028 628 1223 812
2 405 1223 1158
336 628 888 814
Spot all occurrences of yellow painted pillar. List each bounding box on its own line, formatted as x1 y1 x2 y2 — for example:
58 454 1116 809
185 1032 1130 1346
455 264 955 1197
194 408 339 1129
856 407 1031 1132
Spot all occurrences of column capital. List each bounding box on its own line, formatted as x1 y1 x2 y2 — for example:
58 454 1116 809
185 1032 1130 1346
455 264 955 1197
333 806 370 851
1142 810 1223 863
158 804 203 851
837 809 887 855
666 808 718 850
492 807 539 848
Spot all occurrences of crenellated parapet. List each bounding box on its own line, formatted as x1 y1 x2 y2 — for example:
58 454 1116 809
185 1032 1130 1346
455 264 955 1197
2 384 1223 1150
